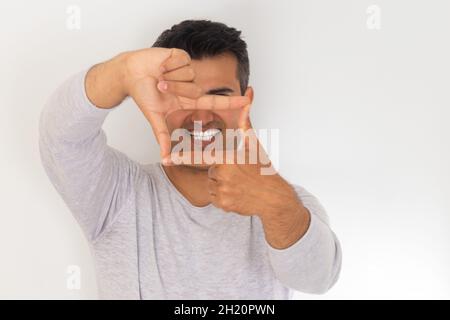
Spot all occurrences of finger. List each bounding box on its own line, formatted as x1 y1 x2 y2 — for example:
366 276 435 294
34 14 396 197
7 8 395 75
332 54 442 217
157 80 202 99
207 178 217 196
238 103 253 131
159 65 195 82
235 103 253 153
208 165 218 181
146 112 173 165
177 95 251 111
160 48 191 73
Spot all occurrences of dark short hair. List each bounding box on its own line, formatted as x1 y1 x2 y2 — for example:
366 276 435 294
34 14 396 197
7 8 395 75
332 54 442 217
153 20 250 94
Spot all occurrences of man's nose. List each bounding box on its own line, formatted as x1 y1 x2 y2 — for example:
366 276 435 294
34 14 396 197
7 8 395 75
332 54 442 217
190 110 214 125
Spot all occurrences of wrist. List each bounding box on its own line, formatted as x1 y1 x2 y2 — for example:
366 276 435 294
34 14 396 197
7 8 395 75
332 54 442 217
86 53 129 109
261 200 311 249
113 51 132 98
256 176 298 218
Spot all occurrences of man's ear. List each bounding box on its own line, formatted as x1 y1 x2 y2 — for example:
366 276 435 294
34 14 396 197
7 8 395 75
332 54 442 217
244 86 254 103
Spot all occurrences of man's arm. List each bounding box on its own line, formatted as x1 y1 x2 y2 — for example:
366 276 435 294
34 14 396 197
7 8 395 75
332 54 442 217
208 164 341 294
262 184 342 294
39 65 140 242
39 48 204 240
40 48 251 241
207 111 342 294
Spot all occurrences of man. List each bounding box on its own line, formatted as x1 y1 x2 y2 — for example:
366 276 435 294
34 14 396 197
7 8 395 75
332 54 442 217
39 20 342 299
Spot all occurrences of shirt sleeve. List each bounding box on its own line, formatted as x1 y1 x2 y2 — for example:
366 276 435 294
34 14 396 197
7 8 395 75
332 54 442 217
265 184 342 294
38 68 141 242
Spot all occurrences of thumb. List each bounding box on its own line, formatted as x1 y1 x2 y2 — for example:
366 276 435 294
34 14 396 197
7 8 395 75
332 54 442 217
146 111 173 166
238 103 252 132
237 103 255 154
236 104 270 167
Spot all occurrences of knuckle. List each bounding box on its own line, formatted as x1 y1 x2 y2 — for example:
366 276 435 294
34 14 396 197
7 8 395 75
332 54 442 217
174 48 191 63
217 196 226 208
218 183 230 194
220 198 232 211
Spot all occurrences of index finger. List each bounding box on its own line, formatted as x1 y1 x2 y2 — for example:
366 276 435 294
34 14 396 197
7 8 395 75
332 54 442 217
160 48 191 73
146 111 173 165
238 103 252 131
170 95 250 115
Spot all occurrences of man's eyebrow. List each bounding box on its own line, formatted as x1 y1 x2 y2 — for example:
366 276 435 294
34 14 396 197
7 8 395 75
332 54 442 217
206 87 235 95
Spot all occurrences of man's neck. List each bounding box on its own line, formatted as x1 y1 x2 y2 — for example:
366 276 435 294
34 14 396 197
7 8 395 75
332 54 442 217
162 164 211 208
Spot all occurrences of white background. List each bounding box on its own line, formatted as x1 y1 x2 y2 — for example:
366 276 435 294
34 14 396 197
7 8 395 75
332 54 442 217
1 0 449 299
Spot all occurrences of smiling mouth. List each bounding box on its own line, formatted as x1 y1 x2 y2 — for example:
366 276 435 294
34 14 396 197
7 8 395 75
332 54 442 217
189 128 222 141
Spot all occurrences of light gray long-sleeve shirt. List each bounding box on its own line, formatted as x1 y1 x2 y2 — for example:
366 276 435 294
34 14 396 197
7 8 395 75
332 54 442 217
38 69 342 299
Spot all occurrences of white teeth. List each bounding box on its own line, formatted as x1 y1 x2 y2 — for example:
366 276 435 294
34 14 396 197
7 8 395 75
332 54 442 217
190 129 221 141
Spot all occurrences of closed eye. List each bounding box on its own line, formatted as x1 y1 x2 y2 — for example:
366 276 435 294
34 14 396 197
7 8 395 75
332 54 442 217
206 87 234 96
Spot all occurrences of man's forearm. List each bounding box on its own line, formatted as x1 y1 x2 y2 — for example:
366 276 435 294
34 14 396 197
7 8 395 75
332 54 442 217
258 183 311 250
85 53 128 109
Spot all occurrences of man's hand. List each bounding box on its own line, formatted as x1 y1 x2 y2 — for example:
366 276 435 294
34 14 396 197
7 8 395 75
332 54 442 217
207 105 311 249
86 48 250 165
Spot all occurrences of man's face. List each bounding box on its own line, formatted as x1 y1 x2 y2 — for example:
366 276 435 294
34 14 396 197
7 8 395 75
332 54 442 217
166 52 253 169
